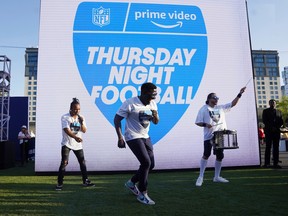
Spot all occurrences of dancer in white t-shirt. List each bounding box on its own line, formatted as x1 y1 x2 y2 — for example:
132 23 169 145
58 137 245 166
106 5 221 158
195 87 246 187
114 82 159 205
55 98 95 191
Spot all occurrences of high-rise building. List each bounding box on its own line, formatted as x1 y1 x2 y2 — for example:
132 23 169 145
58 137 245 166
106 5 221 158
281 66 288 96
252 50 281 109
24 47 38 131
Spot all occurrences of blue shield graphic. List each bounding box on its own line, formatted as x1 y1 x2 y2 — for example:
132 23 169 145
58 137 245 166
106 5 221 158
73 2 208 144
92 7 110 27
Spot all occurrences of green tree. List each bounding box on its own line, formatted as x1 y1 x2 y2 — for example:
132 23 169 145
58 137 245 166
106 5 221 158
276 96 288 127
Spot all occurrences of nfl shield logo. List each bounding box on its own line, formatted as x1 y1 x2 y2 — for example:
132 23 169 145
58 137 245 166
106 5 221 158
92 7 110 27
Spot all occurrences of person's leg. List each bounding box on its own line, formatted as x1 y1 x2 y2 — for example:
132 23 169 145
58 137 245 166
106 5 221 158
24 142 29 162
74 149 89 183
20 143 25 166
125 138 153 195
127 138 156 205
127 138 152 193
146 138 155 171
213 149 228 183
199 158 208 176
214 149 224 179
264 136 272 166
57 146 70 186
272 137 280 167
196 140 211 186
200 140 212 176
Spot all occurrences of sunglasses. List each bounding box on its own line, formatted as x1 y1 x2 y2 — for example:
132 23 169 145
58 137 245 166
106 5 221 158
211 96 219 100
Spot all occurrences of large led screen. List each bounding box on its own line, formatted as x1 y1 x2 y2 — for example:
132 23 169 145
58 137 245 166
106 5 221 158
36 0 259 172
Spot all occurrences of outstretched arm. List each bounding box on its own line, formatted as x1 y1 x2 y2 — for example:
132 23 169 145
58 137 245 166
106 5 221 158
231 87 246 107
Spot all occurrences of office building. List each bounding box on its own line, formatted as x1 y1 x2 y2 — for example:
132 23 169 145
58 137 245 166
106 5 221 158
252 50 281 109
24 47 38 132
281 66 288 96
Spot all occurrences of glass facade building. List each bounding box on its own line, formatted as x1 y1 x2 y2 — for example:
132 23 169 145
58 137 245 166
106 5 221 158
24 47 38 129
252 50 281 109
281 66 288 96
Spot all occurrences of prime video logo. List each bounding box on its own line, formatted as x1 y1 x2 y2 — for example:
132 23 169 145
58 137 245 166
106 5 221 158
73 2 208 144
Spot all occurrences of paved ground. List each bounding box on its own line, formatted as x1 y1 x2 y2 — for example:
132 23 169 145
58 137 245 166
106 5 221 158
260 140 288 168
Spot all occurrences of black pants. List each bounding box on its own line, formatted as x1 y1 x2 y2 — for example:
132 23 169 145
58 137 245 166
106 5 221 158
265 135 280 166
57 145 88 185
127 138 155 192
20 142 29 165
203 139 224 160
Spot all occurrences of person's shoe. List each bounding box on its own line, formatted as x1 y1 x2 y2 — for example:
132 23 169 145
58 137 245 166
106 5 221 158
55 184 63 191
262 164 270 168
137 192 155 205
273 164 282 169
213 176 229 183
195 176 203 187
83 179 95 187
125 180 140 196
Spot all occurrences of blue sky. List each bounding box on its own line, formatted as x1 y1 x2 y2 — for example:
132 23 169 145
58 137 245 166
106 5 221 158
0 0 288 96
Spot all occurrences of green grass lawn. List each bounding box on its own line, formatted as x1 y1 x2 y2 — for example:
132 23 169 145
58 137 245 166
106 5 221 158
0 162 288 216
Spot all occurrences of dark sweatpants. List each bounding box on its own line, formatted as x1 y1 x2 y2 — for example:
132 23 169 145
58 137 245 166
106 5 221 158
127 138 155 192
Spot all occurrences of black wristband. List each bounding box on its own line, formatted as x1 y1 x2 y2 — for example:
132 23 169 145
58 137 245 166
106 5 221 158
203 123 207 127
237 93 242 98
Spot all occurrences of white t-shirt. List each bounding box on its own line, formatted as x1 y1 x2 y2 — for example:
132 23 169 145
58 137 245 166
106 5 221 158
61 113 86 150
117 96 158 141
195 103 232 141
18 131 31 145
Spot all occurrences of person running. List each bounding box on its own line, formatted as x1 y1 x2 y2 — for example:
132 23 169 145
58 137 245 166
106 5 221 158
55 98 95 190
195 87 246 187
114 82 159 205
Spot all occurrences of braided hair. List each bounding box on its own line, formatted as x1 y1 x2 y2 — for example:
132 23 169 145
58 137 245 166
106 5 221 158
70 97 80 110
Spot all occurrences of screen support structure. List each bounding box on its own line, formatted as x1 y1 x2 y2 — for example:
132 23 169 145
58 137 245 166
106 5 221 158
0 55 11 141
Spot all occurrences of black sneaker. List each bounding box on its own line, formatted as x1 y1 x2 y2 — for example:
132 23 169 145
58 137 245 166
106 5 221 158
83 179 95 187
55 184 63 191
273 164 282 169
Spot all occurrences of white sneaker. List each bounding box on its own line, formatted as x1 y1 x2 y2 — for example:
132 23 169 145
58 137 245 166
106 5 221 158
213 176 229 183
125 180 140 196
137 192 155 205
196 176 203 187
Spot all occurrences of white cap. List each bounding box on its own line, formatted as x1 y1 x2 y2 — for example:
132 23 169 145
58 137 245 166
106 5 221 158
21 125 27 129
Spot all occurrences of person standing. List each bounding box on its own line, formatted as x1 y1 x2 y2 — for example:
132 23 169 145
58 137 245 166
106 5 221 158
195 87 246 187
262 99 283 168
18 125 31 166
258 124 265 145
114 82 159 205
56 98 95 190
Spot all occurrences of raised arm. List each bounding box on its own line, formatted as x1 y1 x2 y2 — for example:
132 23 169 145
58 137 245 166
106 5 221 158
231 87 246 107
